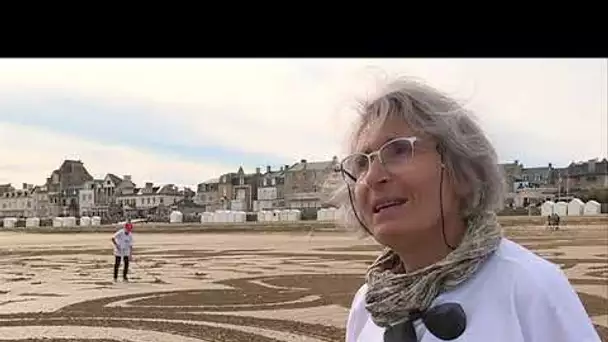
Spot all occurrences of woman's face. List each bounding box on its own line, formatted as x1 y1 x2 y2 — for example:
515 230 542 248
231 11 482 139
347 117 461 248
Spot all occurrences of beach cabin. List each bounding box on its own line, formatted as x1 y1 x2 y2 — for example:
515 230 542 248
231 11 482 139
52 217 64 227
288 209 301 221
80 216 92 226
584 200 601 216
540 201 555 217
169 210 183 223
91 216 102 226
567 198 584 216
3 217 18 228
63 217 77 227
236 211 246 223
201 212 214 223
25 217 40 228
554 201 568 216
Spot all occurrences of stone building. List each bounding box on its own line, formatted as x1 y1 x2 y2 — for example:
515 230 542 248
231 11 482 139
254 165 289 211
45 160 94 217
562 158 608 190
283 157 340 209
196 178 221 212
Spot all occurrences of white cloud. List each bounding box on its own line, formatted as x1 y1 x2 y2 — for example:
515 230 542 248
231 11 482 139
0 58 605 186
0 122 238 188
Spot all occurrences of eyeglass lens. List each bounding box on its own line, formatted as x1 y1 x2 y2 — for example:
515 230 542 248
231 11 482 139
342 139 414 182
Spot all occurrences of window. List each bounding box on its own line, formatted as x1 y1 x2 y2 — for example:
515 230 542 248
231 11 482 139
271 178 276 186
160 197 164 204
147 198 151 204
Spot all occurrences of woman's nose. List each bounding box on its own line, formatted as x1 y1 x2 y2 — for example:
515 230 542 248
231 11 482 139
360 157 389 188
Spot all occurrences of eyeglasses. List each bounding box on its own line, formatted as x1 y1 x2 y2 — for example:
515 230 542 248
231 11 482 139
383 302 466 342
340 137 418 184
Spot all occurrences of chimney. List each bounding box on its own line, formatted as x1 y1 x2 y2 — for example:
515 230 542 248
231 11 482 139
280 166 284 172
301 159 307 164
256 167 261 174
23 183 27 190
145 182 153 188
267 165 271 173
124 175 132 182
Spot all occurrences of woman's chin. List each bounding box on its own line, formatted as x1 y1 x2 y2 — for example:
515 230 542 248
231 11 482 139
371 221 414 244
373 221 407 240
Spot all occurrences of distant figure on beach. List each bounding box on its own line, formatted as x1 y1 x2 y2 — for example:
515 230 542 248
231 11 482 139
548 213 560 231
338 77 599 341
111 218 134 282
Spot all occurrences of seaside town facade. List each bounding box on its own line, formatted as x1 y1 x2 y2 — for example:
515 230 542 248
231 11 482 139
1 157 607 219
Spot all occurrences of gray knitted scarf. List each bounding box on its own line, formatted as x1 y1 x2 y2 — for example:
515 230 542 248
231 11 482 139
365 211 503 327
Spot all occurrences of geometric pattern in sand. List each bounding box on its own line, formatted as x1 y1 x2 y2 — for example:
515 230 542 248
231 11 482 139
0 226 606 341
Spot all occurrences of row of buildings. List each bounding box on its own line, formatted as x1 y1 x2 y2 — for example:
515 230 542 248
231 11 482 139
502 158 608 208
0 160 194 221
1 157 606 220
194 157 342 214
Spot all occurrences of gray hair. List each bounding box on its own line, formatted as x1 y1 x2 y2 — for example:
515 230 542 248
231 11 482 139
329 77 506 234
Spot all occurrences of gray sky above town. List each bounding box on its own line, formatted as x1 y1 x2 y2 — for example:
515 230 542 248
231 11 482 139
0 58 606 188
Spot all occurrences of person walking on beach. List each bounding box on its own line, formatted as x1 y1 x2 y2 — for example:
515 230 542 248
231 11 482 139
111 218 134 282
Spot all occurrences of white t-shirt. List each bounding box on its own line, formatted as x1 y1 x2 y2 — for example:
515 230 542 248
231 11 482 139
113 228 133 257
345 238 600 342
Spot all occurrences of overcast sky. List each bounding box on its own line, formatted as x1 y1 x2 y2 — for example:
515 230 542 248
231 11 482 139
0 58 605 188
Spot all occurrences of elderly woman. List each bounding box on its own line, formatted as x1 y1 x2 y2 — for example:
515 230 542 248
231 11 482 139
339 78 600 341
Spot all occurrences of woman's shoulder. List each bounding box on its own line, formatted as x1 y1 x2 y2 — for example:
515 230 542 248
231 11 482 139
489 239 600 340
345 282 371 342
489 239 592 323
348 282 369 314
491 238 569 290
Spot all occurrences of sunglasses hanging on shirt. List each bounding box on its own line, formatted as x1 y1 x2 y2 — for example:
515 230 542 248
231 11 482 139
383 302 467 342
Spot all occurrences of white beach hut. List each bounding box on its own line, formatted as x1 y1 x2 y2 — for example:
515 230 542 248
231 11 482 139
3 217 18 228
63 217 77 227
201 212 213 223
256 211 265 223
567 198 585 216
279 210 290 222
288 209 301 221
25 217 40 228
236 211 246 223
540 201 555 217
584 200 601 216
169 210 183 223
271 210 281 222
80 216 92 226
52 217 63 227
317 208 327 221
554 201 568 216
